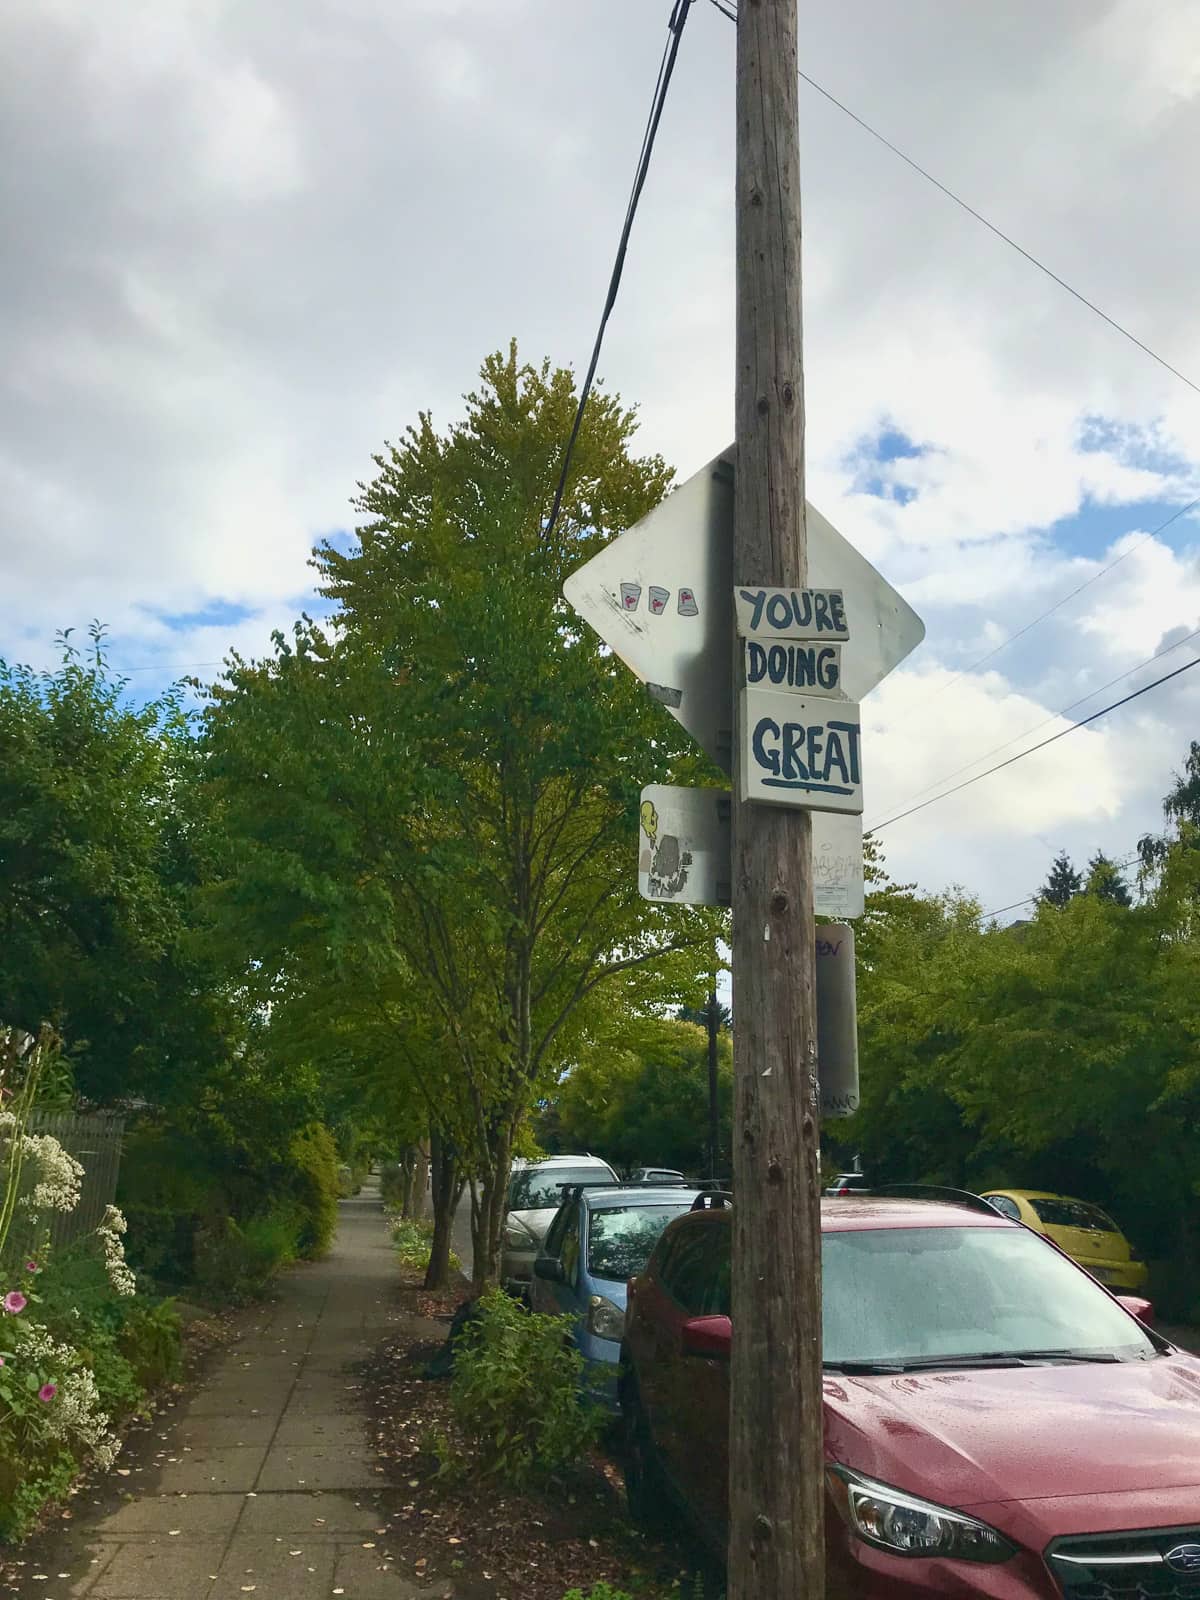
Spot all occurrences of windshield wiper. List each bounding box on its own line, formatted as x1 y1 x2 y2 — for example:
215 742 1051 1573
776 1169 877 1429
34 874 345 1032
826 1349 1126 1376
894 1349 1124 1372
1000 1348 1123 1364
823 1360 906 1375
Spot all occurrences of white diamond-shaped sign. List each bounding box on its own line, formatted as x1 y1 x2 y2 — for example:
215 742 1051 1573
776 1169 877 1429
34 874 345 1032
563 446 925 773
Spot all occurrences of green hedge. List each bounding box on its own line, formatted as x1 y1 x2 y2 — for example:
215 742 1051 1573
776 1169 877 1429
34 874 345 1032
118 1118 342 1302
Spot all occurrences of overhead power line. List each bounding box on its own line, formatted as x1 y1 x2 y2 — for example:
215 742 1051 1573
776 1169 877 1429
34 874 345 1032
120 660 223 673
542 0 693 547
706 0 1200 398
980 850 1140 921
870 620 1200 826
927 496 1200 702
871 650 1200 833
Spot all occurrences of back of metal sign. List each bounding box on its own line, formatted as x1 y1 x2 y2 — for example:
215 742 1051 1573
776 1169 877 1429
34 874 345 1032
563 446 924 776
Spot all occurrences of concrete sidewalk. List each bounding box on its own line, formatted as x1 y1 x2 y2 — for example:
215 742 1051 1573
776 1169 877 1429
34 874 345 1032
28 1186 441 1600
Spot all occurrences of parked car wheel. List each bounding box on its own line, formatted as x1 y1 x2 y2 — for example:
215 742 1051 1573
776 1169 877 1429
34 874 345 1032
621 1377 672 1531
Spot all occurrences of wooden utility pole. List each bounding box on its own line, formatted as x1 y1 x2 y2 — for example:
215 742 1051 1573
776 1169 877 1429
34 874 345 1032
706 984 720 1180
729 0 824 1594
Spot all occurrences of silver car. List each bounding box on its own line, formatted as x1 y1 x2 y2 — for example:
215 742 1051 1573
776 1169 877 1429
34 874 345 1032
502 1154 619 1293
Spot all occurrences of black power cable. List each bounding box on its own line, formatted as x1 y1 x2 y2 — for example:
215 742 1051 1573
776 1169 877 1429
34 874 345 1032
542 0 694 545
872 651 1200 833
706 0 1200 398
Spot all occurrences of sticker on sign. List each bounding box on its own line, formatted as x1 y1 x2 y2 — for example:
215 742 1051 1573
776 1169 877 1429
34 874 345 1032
638 786 865 916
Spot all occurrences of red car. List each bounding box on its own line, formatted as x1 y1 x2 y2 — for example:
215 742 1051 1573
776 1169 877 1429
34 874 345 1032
621 1192 1200 1598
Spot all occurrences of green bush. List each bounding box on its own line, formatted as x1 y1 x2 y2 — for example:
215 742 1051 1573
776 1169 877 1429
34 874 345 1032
444 1289 602 1488
36 1250 137 1419
120 1206 199 1287
0 1444 77 1544
391 1217 461 1275
287 1124 340 1260
117 1124 217 1213
119 1300 184 1390
193 1212 297 1305
379 1160 406 1209
34 1241 184 1419
562 1588 635 1600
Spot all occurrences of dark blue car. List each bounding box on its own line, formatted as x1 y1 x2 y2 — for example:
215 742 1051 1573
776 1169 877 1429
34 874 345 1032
531 1183 699 1409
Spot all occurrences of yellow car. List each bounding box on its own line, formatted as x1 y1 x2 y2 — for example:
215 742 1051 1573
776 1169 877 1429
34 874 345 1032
981 1189 1148 1292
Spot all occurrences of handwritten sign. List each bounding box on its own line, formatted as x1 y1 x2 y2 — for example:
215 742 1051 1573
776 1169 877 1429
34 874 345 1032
735 586 849 642
739 689 863 815
743 639 844 698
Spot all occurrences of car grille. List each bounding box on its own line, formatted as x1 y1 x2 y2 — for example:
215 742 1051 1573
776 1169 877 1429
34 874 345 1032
1049 1528 1200 1599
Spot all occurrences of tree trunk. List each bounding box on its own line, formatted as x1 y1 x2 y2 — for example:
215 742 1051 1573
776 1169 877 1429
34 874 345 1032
470 1122 514 1293
413 1137 430 1219
424 1126 459 1289
707 989 721 1181
399 1146 417 1219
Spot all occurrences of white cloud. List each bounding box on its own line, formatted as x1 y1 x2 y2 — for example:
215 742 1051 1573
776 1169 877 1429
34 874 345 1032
3 0 1200 907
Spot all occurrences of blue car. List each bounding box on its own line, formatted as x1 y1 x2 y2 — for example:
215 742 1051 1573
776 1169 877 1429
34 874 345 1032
530 1182 700 1409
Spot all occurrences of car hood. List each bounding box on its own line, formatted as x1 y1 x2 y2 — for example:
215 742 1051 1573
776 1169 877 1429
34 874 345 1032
507 1208 558 1243
824 1352 1200 1509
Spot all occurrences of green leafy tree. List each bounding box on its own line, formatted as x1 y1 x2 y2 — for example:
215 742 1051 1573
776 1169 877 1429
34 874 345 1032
1140 740 1200 870
201 347 720 1285
544 1016 732 1175
1086 850 1132 906
1039 850 1083 908
0 628 230 1103
835 828 1200 1311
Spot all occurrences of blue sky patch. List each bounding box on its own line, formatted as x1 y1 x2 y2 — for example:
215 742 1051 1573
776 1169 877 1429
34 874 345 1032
149 598 257 631
846 424 929 504
1039 494 1186 560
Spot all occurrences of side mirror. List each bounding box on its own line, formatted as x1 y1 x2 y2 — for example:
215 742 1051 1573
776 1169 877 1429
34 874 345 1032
534 1256 565 1283
1116 1294 1154 1327
681 1313 732 1359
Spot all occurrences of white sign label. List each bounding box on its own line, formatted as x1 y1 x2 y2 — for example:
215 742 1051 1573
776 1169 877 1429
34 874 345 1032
735 586 849 642
638 786 865 915
816 926 859 1117
743 638 844 698
638 786 731 907
740 689 863 814
813 827 864 919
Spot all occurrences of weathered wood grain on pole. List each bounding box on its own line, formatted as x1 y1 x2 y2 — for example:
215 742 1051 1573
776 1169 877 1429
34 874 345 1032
729 0 824 1593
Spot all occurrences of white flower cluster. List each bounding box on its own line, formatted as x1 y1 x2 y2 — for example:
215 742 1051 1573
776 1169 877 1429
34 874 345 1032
18 1322 77 1370
17 1323 119 1464
96 1207 136 1297
4 1129 84 1215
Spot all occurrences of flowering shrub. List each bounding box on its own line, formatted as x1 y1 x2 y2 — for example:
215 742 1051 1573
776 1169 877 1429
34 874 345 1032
20 1130 83 1216
95 1207 137 1298
0 1025 180 1539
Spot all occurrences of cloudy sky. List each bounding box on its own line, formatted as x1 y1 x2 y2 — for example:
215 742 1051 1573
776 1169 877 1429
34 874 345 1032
4 0 1200 915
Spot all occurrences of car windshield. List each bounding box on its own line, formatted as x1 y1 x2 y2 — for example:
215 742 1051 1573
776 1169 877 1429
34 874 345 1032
508 1166 615 1211
1031 1197 1117 1232
588 1203 694 1280
823 1225 1154 1367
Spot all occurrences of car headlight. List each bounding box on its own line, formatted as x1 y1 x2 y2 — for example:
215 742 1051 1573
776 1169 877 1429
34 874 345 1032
828 1468 1014 1564
587 1294 625 1341
504 1220 533 1250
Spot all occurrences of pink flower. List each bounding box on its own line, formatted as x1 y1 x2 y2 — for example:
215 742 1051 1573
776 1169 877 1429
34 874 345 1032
3 1292 27 1316
0 1356 7 1366
24 1262 37 1274
38 1384 56 1403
